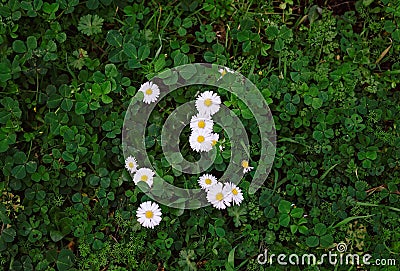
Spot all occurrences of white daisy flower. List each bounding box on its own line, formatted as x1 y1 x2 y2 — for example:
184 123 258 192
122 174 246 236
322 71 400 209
136 201 162 229
210 133 219 147
189 130 213 152
223 182 244 206
218 67 234 79
133 167 155 187
206 182 231 209
241 160 254 174
198 174 218 191
138 81 160 104
195 91 221 116
125 155 138 174
190 113 214 133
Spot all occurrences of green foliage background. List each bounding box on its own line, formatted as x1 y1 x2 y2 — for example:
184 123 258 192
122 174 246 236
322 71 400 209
0 0 399 270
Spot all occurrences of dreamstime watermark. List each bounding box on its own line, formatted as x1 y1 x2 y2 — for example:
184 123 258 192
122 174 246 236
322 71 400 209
122 63 276 209
257 243 397 267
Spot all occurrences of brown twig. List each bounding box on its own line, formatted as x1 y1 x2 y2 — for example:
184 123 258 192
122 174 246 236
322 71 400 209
84 36 105 54
366 185 386 194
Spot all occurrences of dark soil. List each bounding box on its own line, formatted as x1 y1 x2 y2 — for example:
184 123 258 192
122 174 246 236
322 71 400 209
300 0 357 15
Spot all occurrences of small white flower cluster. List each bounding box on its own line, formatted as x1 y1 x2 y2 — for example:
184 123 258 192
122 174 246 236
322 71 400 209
198 173 244 209
125 155 161 228
129 69 251 228
125 155 155 188
241 159 254 174
138 81 160 104
189 91 221 152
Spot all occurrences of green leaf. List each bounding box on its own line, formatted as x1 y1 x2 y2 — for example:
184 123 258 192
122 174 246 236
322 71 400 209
332 214 374 228
225 247 236 271
26 36 37 50
278 200 292 214
178 65 197 80
299 225 309 235
291 207 304 218
264 206 275 218
77 14 104 36
173 52 188 66
75 102 88 115
324 128 334 139
311 98 323 109
123 43 137 59
242 40 251 52
384 21 396 33
154 55 166 72
61 99 73 111
138 45 150 60
279 213 290 227
107 30 123 47
92 239 104 250
105 64 118 78
366 151 377 160
313 130 323 141
12 40 27 53
28 229 42 242
215 227 225 237
101 95 113 104
314 223 327 236
47 94 63 108
320 234 333 248
266 26 279 39
50 230 64 242
362 159 371 168
62 151 74 162
42 2 59 13
14 151 27 164
101 81 111 94
163 72 179 85
306 236 319 247
392 29 400 42
1 227 16 242
362 0 374 6
56 249 74 271
26 161 37 173
290 224 298 234
71 193 81 202
86 0 99 9
274 38 284 51
0 61 11 82
241 109 253 119
237 30 250 42
12 165 26 179
66 162 77 171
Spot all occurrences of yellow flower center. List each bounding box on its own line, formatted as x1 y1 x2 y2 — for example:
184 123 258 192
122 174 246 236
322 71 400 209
215 193 224 201
146 88 153 95
141 175 148 182
128 162 134 168
241 160 249 168
221 69 227 76
205 178 212 185
198 120 206 128
204 99 212 107
145 210 153 219
232 188 238 195
212 140 217 146
197 135 205 143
